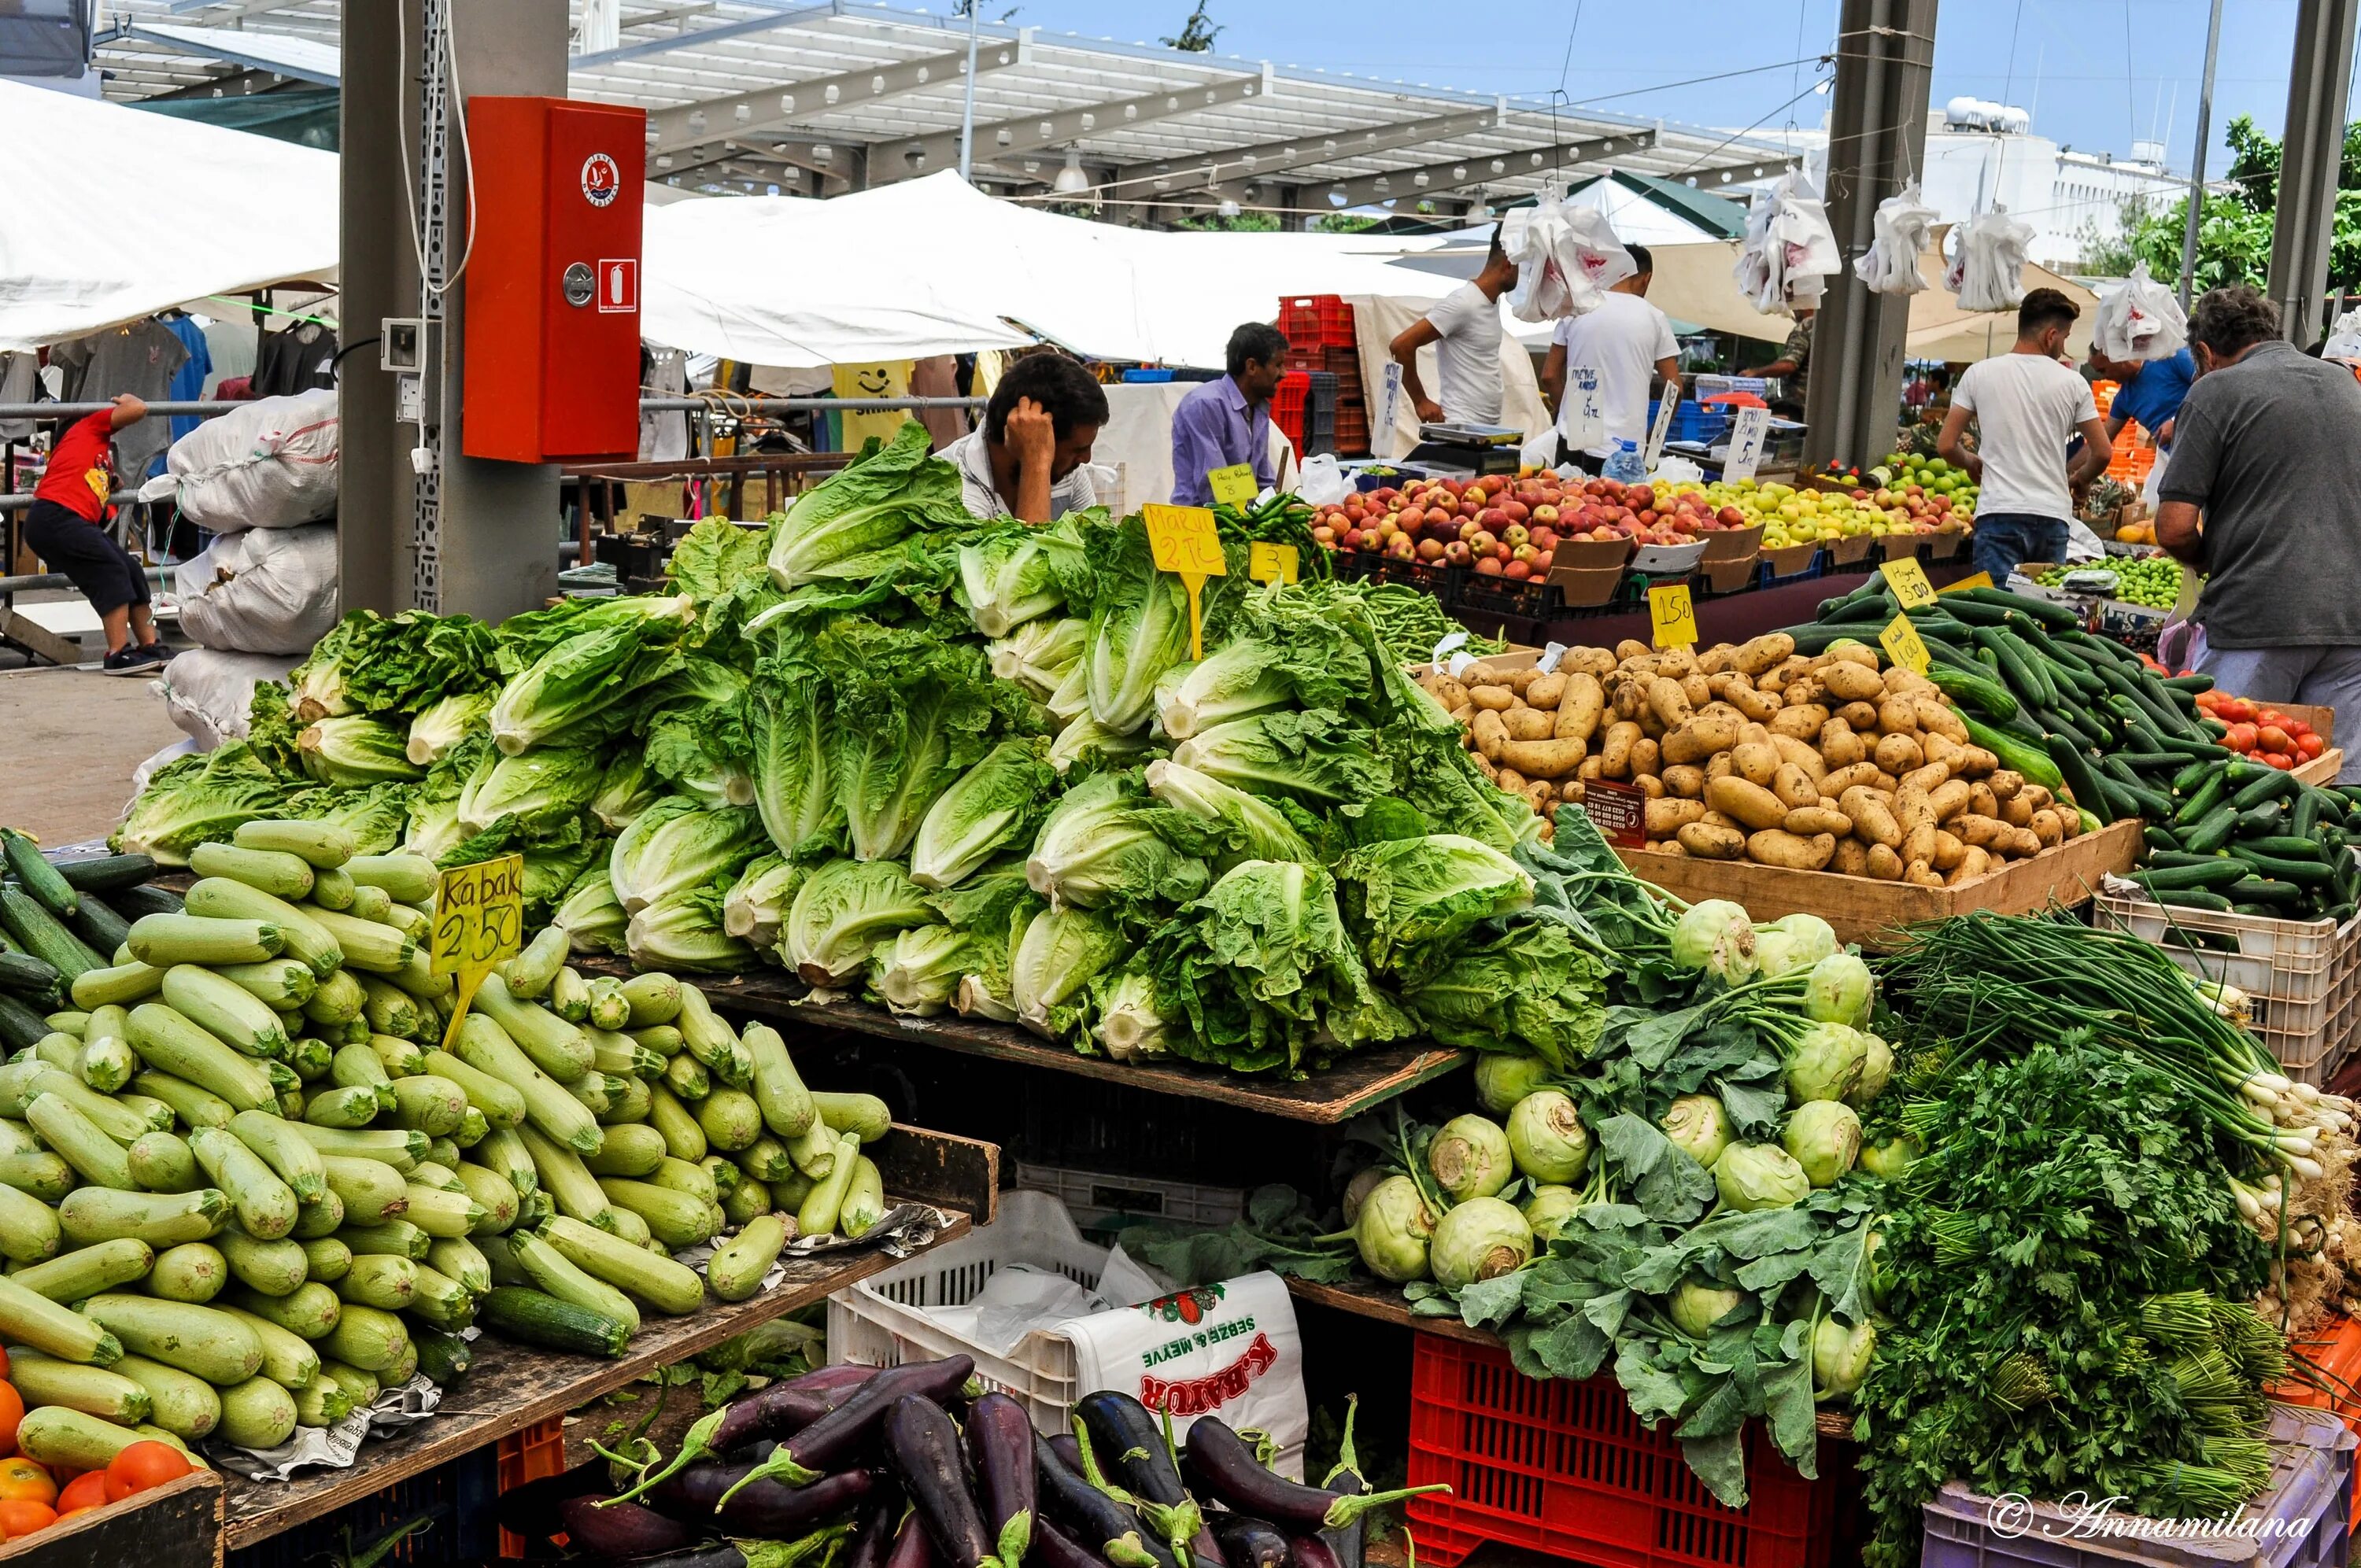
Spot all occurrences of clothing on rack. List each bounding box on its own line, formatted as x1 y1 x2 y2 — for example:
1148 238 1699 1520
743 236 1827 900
0 352 39 441
252 322 338 397
639 345 689 463
50 321 187 481
160 314 215 464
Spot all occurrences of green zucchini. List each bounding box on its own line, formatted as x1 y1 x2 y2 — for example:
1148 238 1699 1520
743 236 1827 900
72 961 164 1011
211 1306 321 1389
297 1238 352 1284
344 854 438 904
12 1238 153 1301
58 1186 227 1249
287 1123 424 1170
335 1253 417 1312
321 1302 407 1373
541 1214 703 1315
0 1180 61 1263
303 970 365 1027
2 832 79 918
335 1219 430 1260
320 1156 410 1223
125 1004 275 1111
180 880 338 977
0 886 102 981
233 820 357 869
131 1069 235 1130
6 1348 152 1424
188 843 315 902
16 1408 146 1470
305 908 414 976
411 1326 471 1385
227 1282 342 1341
56 854 158 893
0 994 46 1053
217 1229 309 1297
707 1215 785 1303
476 1285 628 1357
190 1126 299 1239
148 1241 227 1304
216 1376 296 1448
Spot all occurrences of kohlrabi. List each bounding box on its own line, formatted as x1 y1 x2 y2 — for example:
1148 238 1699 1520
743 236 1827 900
1813 1316 1876 1398
1429 1114 1515 1202
1859 1134 1919 1180
1783 1099 1862 1186
1713 1143 1812 1211
1804 951 1875 1027
1428 1196 1533 1289
1671 899 1757 982
1787 1022 1871 1105
1661 1094 1733 1168
1670 1279 1746 1337
1474 1054 1557 1116
1505 1090 1590 1185
1351 1174 1437 1283
1522 1184 1580 1241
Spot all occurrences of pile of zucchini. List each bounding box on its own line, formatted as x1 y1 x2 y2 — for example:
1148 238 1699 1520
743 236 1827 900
0 818 894 1473
1789 574 2361 921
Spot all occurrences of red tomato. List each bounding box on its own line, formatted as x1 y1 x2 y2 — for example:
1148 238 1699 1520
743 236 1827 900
2223 698 2258 723
54 1474 107 1517
102 1444 189 1502
2300 732 2328 760
2258 726 2293 754
0 1460 53 1506
2263 751 2294 770
2224 722 2259 753
0 1500 55 1538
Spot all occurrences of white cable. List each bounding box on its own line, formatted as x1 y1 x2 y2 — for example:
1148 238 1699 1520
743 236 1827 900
388 0 479 298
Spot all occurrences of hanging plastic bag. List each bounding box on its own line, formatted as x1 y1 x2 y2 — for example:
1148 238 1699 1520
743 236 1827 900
1856 183 1939 295
1955 206 2035 313
2325 308 2361 360
1503 197 1633 322
2093 261 2189 361
1732 173 1840 314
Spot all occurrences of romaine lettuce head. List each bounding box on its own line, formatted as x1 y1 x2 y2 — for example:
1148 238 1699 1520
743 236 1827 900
956 516 1086 638
1155 602 1373 741
871 924 977 1016
722 854 806 950
640 659 755 810
819 618 1029 863
628 884 756 973
988 615 1089 700
607 797 766 914
1047 716 1155 777
521 836 604 924
1084 515 1206 736
1009 905 1129 1041
590 751 662 832
766 421 973 589
283 782 415 857
405 692 492 766
298 717 426 788
1336 833 1535 971
1168 710 1392 806
1143 758 1318 867
555 863 627 954
783 857 936 986
747 636 845 863
1024 770 1210 914
456 745 603 839
910 739 1058 891
111 741 295 865
488 600 693 757
1092 969 1169 1061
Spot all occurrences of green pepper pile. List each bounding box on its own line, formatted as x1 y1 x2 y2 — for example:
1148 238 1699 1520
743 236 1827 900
1787 571 2361 922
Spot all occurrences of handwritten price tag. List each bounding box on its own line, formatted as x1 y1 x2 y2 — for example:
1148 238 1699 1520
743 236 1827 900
1142 504 1228 659
1644 389 1680 467
431 854 523 1050
1883 556 1938 609
1648 582 1698 650
1724 405 1770 482
1206 464 1259 507
1938 571 1994 595
1879 613 1931 676
1247 541 1299 585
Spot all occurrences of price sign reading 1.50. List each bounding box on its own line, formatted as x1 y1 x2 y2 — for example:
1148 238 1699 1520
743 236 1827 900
431 854 524 1050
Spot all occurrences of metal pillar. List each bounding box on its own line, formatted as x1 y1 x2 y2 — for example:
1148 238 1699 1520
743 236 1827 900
1804 0 1938 474
2267 0 2361 345
2176 0 2225 308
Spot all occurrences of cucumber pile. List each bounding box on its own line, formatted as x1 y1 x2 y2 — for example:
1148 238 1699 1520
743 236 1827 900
1793 574 2361 921
0 819 894 1467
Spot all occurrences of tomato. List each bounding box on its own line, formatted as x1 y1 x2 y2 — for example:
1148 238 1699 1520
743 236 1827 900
2263 751 2294 769
2259 710 2290 732
54 1474 107 1516
0 1382 21 1459
0 1500 57 1538
2300 732 2328 760
0 1459 54 1507
2222 698 2258 723
2258 726 2293 754
103 1443 190 1502
2224 722 2259 753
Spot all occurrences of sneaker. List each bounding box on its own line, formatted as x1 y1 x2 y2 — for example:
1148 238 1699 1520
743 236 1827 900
101 646 165 676
139 642 177 663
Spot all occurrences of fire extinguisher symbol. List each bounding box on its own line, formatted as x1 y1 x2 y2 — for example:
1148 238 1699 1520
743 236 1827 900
597 260 638 314
581 152 621 208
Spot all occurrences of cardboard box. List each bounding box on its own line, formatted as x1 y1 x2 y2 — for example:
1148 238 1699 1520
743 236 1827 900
1695 524 1764 592
1758 541 1821 577
1826 533 1877 566
1923 524 1967 560
1545 536 1630 608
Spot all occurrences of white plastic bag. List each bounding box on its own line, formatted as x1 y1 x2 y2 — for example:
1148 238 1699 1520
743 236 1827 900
1857 183 1939 295
1734 174 1842 315
1955 206 2035 313
1504 198 1634 322
2325 308 2361 359
142 389 339 533
154 647 300 748
2093 261 2188 361
1293 453 1354 507
175 524 340 655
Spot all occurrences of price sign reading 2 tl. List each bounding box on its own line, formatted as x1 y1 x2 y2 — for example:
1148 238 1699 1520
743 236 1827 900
431 854 524 1050
1142 503 1228 659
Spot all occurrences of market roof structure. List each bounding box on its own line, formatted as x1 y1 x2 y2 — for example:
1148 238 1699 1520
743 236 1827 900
89 0 1800 219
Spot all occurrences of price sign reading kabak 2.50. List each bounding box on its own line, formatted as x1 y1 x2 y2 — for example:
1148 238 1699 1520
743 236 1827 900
432 854 523 1050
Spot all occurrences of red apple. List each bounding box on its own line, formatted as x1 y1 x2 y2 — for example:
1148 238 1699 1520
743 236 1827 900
1532 504 1559 525
1532 550 1554 573
1444 540 1472 566
1505 559 1532 581
1474 556 1504 576
1417 538 1445 562
1470 530 1498 552
1717 506 1746 526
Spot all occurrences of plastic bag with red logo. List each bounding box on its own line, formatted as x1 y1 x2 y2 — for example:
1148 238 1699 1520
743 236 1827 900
1503 197 1635 323
1733 172 1841 313
2093 261 2189 361
1857 182 1940 295
1955 205 2035 313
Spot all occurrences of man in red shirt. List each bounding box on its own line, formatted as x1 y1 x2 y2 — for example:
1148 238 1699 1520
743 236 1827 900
27 393 170 674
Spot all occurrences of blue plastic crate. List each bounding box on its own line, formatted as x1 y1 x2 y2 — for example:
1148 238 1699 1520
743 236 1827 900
1650 398 1731 447
1122 367 1174 382
229 1444 498 1568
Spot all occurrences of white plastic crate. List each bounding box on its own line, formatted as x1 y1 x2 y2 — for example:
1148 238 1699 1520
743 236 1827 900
2093 877 2361 1085
826 1190 1105 1434
1012 1162 1247 1234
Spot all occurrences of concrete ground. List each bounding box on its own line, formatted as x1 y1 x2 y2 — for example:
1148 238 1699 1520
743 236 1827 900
0 646 187 847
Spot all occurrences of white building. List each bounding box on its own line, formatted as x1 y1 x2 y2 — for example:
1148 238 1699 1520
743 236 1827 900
1779 98 2191 271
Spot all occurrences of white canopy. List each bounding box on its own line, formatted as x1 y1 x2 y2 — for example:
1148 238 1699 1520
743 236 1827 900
0 79 340 352
1565 176 1731 245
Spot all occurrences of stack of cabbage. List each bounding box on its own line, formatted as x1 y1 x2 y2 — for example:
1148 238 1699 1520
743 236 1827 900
0 823 892 1467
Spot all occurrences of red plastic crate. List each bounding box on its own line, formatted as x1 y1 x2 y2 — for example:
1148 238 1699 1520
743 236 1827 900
1280 293 1357 349
1273 371 1310 450
496 1415 568 1556
2274 1312 2361 1528
1406 1332 1840 1568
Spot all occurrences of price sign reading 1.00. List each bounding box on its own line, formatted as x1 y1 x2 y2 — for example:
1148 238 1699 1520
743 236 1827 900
1879 613 1931 677
431 854 524 1050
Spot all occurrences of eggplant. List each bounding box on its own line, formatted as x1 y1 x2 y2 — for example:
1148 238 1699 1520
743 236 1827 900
1316 1396 1369 1568
1050 1433 1085 1474
1210 1516 1291 1568
497 1453 611 1541
559 1495 700 1559
967 1392 1036 1561
1285 1539 1344 1568
1036 1518 1122 1568
648 1461 754 1522
718 1468 875 1535
719 1354 976 1503
888 1510 940 1568
888 1393 1014 1568
1033 1432 1171 1568
1182 1419 1440 1533
581 1548 748 1568
843 1490 905 1568
608 1363 883 1507
1075 1393 1214 1564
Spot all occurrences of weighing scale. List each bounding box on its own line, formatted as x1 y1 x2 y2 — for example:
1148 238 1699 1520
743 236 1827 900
1402 422 1524 477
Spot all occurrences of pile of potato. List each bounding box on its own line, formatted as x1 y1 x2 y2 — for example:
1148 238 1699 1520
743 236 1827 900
1424 633 2082 884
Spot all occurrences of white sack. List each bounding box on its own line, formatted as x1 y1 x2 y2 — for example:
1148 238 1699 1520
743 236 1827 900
175 523 339 655
142 389 338 533
1735 173 1842 315
1955 206 2035 314
2325 308 2361 360
154 647 299 748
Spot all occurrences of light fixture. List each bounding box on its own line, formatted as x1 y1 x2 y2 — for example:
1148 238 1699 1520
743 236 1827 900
1216 197 1242 218
1051 148 1092 195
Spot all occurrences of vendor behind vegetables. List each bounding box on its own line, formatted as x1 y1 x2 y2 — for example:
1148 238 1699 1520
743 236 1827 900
940 351 1109 523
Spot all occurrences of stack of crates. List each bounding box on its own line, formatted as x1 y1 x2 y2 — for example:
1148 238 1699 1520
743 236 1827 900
1280 295 1369 455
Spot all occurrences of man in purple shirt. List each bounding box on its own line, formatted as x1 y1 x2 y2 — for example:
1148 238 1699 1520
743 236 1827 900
1169 322 1291 504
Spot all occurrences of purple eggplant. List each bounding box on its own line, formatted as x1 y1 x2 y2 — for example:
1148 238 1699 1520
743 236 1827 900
1285 1538 1343 1568
1034 1431 1171 1568
888 1509 940 1568
1210 1515 1291 1568
842 1489 904 1568
718 1468 875 1536
1050 1433 1085 1474
649 1462 756 1522
1183 1419 1443 1533
606 1364 884 1507
582 1548 748 1568
966 1393 1036 1562
498 1453 612 1541
559 1495 700 1559
1036 1517 1123 1568
1076 1393 1217 1563
888 1393 1022 1568
719 1355 977 1504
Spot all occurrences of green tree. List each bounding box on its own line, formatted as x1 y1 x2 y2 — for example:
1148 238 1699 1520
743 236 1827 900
1162 2 1220 50
2118 113 2361 293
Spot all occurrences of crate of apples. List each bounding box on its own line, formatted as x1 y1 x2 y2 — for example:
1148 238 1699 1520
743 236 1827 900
1561 478 1749 547
1310 470 1569 580
2193 690 2328 770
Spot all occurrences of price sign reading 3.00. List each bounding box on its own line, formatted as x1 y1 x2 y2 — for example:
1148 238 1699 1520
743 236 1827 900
432 854 524 1049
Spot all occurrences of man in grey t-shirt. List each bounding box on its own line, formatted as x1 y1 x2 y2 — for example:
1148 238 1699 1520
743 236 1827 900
2157 286 2361 782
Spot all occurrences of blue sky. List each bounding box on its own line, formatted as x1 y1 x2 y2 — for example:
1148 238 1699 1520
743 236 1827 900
963 2 2336 174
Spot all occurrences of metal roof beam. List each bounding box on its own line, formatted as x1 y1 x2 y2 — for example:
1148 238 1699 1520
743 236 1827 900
876 65 1275 183
166 0 312 17
1314 130 1657 210
572 0 839 71
1108 105 1505 199
645 37 1026 154
1654 153 1800 192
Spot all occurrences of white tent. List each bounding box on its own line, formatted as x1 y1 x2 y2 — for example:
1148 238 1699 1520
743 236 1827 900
0 79 340 352
1565 175 1731 245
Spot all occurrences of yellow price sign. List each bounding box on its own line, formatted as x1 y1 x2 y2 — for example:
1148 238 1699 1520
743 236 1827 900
1206 464 1259 507
1883 557 1938 609
1879 613 1931 676
1247 541 1299 585
1939 571 1994 595
1142 504 1229 659
1648 583 1698 650
430 854 524 1050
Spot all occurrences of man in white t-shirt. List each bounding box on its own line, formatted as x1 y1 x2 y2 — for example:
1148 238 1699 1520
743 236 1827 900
1541 242 1680 471
1937 288 2112 583
1389 225 1516 426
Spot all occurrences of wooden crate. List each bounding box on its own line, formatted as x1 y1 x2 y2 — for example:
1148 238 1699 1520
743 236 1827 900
0 1469 221 1568
1615 817 2145 951
2297 748 2345 787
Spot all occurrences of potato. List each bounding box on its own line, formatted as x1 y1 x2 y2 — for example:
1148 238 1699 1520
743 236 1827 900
1727 683 1784 723
1968 781 1998 818
1769 734 1828 784
2019 784 2054 814
1598 720 1642 779
1873 732 1924 776
1429 676 1470 712
1757 665 1792 694
1876 696 1919 735
1786 805 1851 837
1820 660 1886 703
1768 705 1831 741
1504 667 1539 693
1705 753 1735 781
1614 639 1653 663
1931 830 1967 873
1471 709 1509 762
1915 698 1968 742
1449 703 1475 728
1472 753 1498 780
1658 647 1698 677
1646 798 1709 839
2028 809 2064 848
1613 680 1645 721
1904 858 1946 888
1731 740 1780 787
1837 700 1881 732
1577 756 1604 782
1746 829 1837 871
1525 672 1568 710
1522 780 1555 814
1738 721 1771 747
1987 770 2023 802
1637 707 1667 741
1819 718 1866 769
1705 776 1790 832
1783 678 1827 709
1954 814 2008 850
1498 767 1526 792
1678 821 1747 860
1699 809 1739 831
1557 673 1605 742
1902 821 1938 868
1461 662 1502 687
1831 836 1872 876
1998 793 2034 828
1953 746 1999 775
1882 666 1936 697
1503 707 1555 743
1498 739 1586 780
1925 779 1972 823
1770 763 1820 810
1661 712 1742 767
2004 825 2042 858
2057 808 2081 840
1469 684 1515 712
1823 641 1880 670
1652 839 1689 857
1946 845 1993 885
1648 677 1694 730
1682 673 1713 711
1732 633 1796 677
1816 762 1880 797
1923 732 1962 769
1866 843 1905 880
1566 647 1617 679
1663 764 1706 799
1699 646 1737 677
1558 779 1585 805
1839 787 1903 848
1631 738 1663 777
1901 762 1952 795
1768 655 1812 687
1637 773 1668 799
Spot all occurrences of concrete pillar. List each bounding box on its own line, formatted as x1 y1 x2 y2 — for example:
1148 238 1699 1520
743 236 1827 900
2267 0 2360 344
1805 0 1937 475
